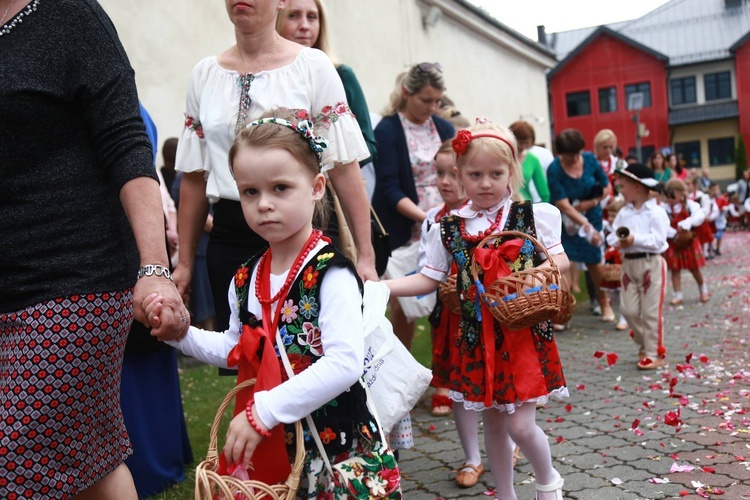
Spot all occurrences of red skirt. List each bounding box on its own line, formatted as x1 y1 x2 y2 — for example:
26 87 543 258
448 316 566 410
0 291 133 498
695 221 714 244
665 237 706 271
431 307 459 388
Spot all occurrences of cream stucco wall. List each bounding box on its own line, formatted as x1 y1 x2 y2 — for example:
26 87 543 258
672 118 739 181
98 0 554 158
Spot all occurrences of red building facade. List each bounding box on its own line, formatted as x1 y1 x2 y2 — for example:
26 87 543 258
733 36 750 152
548 28 670 160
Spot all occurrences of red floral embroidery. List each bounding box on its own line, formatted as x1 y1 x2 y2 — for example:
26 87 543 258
466 284 477 302
184 113 204 138
452 129 473 156
234 266 249 288
302 265 319 289
319 427 336 444
313 102 353 129
294 108 310 121
287 353 312 375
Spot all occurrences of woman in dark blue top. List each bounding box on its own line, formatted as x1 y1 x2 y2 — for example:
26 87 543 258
548 129 613 321
372 63 455 351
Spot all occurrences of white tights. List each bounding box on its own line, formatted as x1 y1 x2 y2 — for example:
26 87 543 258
453 404 482 468
483 404 558 500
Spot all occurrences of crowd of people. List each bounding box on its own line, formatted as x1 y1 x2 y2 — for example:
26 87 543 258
3 1 750 499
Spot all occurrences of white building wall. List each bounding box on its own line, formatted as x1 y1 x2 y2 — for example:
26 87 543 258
98 0 554 157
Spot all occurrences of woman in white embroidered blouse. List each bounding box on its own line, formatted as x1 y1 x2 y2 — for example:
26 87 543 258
174 0 375 338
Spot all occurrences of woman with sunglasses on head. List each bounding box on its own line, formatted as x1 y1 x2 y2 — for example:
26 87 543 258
372 63 455 352
174 0 376 347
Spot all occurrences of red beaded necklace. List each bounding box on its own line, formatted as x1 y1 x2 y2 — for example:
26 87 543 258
255 230 323 306
460 206 504 243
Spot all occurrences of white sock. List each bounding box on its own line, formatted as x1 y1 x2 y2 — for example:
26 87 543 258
674 291 683 300
453 404 482 468
700 283 708 295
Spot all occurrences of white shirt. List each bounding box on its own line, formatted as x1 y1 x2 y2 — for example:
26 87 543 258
420 194 564 282
167 240 364 429
417 203 464 269
662 199 706 237
175 48 369 203
605 198 670 254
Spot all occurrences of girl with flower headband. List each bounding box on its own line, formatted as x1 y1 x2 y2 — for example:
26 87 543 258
385 120 569 499
145 108 401 498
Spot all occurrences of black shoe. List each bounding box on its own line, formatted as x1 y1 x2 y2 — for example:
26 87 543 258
715 249 721 256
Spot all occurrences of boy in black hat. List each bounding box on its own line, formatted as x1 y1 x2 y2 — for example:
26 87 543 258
605 163 670 369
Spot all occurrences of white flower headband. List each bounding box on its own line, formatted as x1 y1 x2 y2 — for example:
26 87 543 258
245 116 329 169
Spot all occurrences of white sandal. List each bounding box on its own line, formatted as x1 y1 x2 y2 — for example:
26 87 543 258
535 471 564 499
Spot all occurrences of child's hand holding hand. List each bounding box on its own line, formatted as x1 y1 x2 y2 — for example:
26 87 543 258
142 293 188 341
224 405 267 469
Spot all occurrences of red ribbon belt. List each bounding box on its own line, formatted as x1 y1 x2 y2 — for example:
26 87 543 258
473 239 524 407
224 322 290 485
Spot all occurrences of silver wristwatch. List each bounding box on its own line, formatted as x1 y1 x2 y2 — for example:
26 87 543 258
136 264 173 281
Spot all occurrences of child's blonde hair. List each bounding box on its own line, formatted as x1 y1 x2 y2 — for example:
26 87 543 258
665 178 687 201
228 108 330 228
593 129 617 152
455 121 522 193
607 197 626 216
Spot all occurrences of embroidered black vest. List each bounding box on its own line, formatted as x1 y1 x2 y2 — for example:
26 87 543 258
439 201 554 350
235 245 373 456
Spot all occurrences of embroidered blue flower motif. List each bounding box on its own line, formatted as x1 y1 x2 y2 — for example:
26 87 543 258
279 325 294 346
455 251 467 267
522 239 534 256
298 295 319 320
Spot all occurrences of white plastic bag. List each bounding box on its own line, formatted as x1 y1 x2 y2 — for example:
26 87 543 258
383 240 436 321
361 281 432 434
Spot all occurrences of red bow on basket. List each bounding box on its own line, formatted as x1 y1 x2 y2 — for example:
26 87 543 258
472 237 525 407
224 323 291 485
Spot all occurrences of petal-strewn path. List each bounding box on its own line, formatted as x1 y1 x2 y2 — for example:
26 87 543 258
401 231 750 499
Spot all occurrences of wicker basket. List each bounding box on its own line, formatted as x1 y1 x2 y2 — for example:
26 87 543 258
551 276 577 325
601 264 622 283
470 231 562 331
195 379 305 500
673 229 695 250
438 274 462 314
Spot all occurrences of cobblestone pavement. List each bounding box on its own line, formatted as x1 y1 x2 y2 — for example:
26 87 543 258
399 231 750 500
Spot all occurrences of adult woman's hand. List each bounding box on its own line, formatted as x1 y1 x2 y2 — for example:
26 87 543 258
133 276 190 341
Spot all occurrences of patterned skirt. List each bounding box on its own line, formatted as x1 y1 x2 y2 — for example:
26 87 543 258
448 318 568 412
430 305 460 388
289 419 401 499
665 237 706 271
0 290 134 498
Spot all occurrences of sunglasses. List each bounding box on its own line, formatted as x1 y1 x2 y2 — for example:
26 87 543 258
415 62 443 73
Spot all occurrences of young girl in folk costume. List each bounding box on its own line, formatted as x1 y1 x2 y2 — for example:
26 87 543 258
663 178 709 305
422 140 468 419
687 176 715 258
145 109 400 499
386 121 569 500
420 141 486 488
708 183 728 256
601 197 629 331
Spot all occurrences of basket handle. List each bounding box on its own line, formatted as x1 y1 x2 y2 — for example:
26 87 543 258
470 230 559 284
205 378 258 462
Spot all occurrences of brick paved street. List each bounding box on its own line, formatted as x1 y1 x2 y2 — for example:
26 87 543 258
399 231 750 499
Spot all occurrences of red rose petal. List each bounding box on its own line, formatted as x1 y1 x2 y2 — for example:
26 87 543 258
606 353 619 366
593 351 605 358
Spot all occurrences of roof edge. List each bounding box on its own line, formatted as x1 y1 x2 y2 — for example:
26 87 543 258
548 25 668 79
448 0 556 58
730 29 750 52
